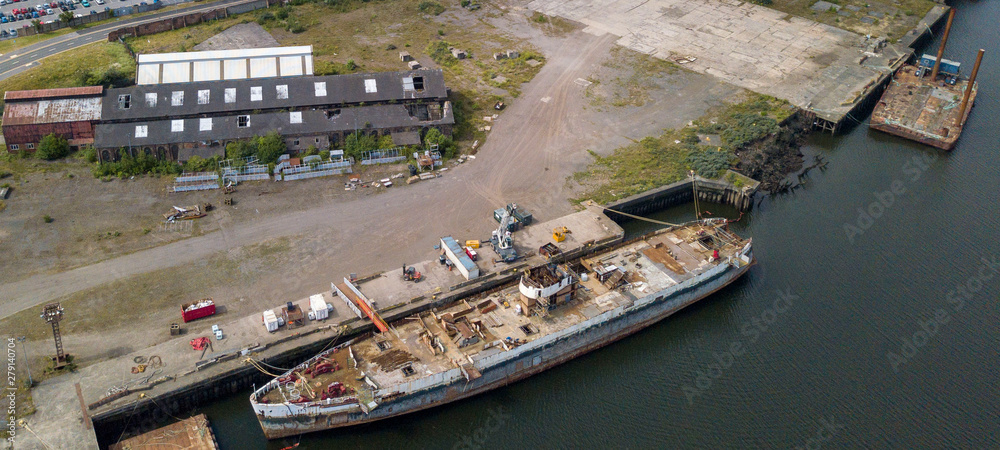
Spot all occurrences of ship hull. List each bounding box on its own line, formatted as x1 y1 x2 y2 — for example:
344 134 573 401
256 254 754 439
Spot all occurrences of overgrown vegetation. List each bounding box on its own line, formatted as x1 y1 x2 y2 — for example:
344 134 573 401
417 1 445 15
769 0 935 39
225 132 288 165
572 93 798 203
35 134 71 160
91 152 182 179
0 42 135 104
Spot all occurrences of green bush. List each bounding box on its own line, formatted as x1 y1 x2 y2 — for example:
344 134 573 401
80 146 98 163
426 41 453 66
687 148 733 178
343 132 379 160
91 151 182 178
224 132 287 165
418 1 445 15
43 214 53 223
36 134 70 160
721 113 778 149
182 155 219 172
423 127 456 158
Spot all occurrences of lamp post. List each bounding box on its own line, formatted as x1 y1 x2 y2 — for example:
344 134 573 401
17 336 32 388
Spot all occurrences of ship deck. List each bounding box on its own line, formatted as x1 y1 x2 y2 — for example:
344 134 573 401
870 66 977 149
258 221 747 405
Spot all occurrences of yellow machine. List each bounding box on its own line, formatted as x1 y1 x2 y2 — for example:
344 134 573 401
552 227 571 242
465 240 480 249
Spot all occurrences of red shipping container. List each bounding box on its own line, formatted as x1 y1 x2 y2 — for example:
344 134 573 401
181 299 216 323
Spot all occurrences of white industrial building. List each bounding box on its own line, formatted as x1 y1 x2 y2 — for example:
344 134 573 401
136 46 315 85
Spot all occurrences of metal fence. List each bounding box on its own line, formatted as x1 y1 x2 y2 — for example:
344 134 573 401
360 148 407 166
170 182 220 193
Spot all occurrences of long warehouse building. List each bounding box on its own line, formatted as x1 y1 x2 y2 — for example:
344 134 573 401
3 68 453 163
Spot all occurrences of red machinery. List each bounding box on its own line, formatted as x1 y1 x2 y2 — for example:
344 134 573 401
181 298 216 323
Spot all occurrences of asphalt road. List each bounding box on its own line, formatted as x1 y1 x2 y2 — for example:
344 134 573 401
0 0 254 81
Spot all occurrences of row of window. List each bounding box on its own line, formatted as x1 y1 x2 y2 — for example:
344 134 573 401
115 75 426 110
8 143 33 150
133 112 305 137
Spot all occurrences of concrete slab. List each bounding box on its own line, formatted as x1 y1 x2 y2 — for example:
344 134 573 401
527 0 910 123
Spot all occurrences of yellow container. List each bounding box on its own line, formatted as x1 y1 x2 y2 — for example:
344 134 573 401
465 240 480 249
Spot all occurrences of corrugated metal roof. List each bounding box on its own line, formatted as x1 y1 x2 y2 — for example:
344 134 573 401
3 86 104 102
2 97 103 125
136 46 314 85
102 70 449 122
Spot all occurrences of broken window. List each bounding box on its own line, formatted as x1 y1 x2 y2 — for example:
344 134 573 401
413 76 424 91
520 325 534 335
145 93 157 107
314 82 327 97
135 125 148 138
293 139 300 146
250 86 262 102
171 120 183 132
289 111 302 124
376 340 391 351
199 118 212 131
276 85 288 100
171 91 184 106
197 89 210 105
364 79 377 93
118 94 131 109
224 88 236 104
237 115 250 128
25 143 34 150
401 365 415 377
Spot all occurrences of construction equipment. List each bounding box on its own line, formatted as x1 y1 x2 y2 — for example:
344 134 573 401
490 204 519 262
163 205 207 222
402 264 423 282
553 226 571 243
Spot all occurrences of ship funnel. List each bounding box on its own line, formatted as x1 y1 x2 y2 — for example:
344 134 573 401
931 8 956 80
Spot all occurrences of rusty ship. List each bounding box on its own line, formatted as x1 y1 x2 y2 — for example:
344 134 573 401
250 218 754 439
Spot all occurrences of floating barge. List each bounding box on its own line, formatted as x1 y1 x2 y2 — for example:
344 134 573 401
870 10 985 150
110 414 218 450
250 218 754 438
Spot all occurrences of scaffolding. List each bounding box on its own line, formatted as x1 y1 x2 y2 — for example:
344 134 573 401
220 156 269 184
360 147 407 166
274 151 355 181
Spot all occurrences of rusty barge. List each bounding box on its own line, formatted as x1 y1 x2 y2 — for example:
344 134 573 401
870 10 985 150
250 218 754 438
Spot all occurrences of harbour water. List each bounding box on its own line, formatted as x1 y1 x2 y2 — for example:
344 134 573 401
190 1 1000 447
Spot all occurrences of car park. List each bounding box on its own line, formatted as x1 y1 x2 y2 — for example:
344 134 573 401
80 0 88 6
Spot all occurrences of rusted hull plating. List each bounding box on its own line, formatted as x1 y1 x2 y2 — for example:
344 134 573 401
256 255 754 439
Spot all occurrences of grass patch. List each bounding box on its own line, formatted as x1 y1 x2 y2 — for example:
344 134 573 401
587 46 678 108
529 11 577 36
0 41 134 96
768 0 936 39
0 382 35 439
572 93 793 204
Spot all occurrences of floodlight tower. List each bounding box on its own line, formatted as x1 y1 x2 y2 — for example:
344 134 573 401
40 303 67 368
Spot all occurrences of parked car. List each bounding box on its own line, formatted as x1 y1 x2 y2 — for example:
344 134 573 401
0 1 7 7
9 28 16 37
45 7 52 13
95 0 102 4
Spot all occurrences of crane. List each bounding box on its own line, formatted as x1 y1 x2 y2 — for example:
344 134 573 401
490 204 519 262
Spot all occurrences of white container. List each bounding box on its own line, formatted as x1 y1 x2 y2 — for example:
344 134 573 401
215 330 223 340
310 294 329 320
263 310 279 332
211 324 220 333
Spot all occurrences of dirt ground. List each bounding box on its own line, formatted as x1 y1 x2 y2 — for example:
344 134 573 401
0 0 741 370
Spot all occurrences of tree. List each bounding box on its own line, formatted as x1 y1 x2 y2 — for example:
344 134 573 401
254 132 286 164
60 10 74 25
36 134 70 160
31 19 42 33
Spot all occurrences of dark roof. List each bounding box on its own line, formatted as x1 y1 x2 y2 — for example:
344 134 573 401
4 86 104 102
101 70 448 122
93 102 453 149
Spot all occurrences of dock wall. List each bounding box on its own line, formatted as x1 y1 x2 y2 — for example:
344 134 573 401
601 175 756 224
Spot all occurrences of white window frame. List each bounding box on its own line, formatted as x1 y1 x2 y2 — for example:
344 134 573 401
224 88 236 104
171 91 184 106
25 143 34 150
276 85 288 100
135 125 148 138
250 86 263 102
197 89 210 105
199 118 212 131
145 93 157 107
171 120 184 132
8 144 18 151
237 115 250 128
